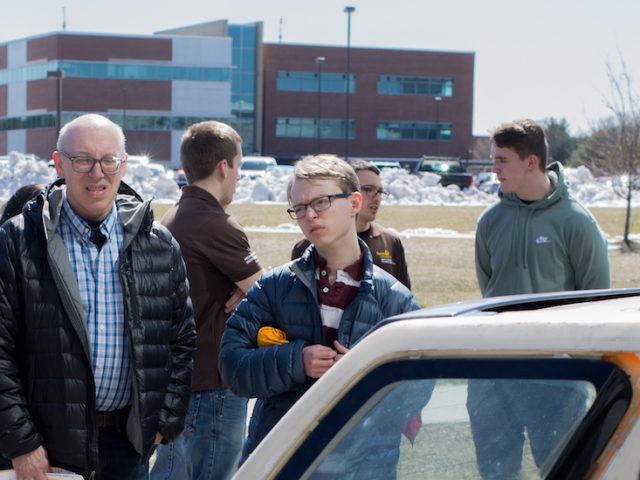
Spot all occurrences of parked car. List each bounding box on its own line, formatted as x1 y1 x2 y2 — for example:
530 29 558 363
413 157 474 189
240 156 278 179
174 169 188 188
235 288 640 479
371 160 402 170
476 171 500 194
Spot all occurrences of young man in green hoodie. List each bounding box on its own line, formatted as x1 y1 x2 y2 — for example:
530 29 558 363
467 118 610 478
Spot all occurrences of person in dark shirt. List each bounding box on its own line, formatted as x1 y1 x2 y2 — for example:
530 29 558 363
151 121 262 480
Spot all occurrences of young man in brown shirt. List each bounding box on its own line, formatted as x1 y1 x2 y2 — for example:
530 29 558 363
292 159 411 289
151 121 263 480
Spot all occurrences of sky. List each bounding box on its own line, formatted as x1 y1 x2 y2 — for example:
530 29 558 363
3 0 640 136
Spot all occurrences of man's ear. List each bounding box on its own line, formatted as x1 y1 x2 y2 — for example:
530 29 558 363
526 154 539 172
119 152 128 176
217 159 229 178
52 151 65 178
350 191 363 215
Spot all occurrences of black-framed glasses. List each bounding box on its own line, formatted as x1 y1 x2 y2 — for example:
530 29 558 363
58 149 124 174
360 185 390 199
287 193 352 220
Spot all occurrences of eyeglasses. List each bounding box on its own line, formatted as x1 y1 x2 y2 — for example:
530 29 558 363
58 149 124 174
287 193 352 220
360 185 390 199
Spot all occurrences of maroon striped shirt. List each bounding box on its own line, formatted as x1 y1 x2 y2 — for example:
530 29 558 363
313 250 364 347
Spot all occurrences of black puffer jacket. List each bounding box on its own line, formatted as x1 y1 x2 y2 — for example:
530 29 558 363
0 180 196 477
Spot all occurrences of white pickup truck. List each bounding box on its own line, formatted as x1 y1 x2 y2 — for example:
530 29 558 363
235 289 640 479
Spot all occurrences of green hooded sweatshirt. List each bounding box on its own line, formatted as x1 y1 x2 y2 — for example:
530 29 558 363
475 162 610 298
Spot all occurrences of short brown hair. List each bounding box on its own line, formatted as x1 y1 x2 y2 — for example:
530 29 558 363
287 154 360 202
180 121 242 183
348 158 380 176
492 119 548 172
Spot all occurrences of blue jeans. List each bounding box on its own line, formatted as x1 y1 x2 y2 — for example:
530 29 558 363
466 379 590 479
151 389 247 480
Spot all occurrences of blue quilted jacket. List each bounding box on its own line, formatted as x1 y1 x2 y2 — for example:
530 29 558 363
219 240 419 453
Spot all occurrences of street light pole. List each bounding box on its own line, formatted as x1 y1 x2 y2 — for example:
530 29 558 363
434 96 442 157
122 87 128 131
315 56 326 153
344 6 355 161
46 69 65 137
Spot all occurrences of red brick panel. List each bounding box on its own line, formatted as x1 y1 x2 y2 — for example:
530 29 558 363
27 78 171 113
27 128 58 160
27 80 56 112
28 34 172 62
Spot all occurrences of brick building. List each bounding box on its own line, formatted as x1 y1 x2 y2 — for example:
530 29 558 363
0 20 262 166
0 21 475 165
262 43 474 162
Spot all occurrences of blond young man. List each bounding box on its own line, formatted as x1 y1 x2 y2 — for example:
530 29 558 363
219 155 420 466
292 159 411 289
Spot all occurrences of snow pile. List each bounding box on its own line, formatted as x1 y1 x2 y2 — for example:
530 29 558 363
0 152 53 199
1 153 638 208
233 164 639 208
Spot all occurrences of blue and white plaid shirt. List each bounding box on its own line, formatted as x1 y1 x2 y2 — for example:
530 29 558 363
59 198 132 411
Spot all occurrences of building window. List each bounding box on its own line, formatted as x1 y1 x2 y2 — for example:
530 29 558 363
0 114 55 130
378 76 453 97
230 23 259 154
276 117 355 139
276 71 355 93
0 61 231 85
377 121 452 141
0 113 234 133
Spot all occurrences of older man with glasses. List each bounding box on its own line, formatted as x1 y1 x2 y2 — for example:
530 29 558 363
292 158 411 289
219 154 420 465
0 114 195 480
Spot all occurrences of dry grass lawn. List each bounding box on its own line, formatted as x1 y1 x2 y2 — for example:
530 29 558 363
153 203 640 307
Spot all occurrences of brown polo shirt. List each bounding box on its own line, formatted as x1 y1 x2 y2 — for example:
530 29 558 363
291 221 411 290
162 186 261 391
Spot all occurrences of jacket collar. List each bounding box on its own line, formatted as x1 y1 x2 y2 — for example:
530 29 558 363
291 237 375 292
38 179 152 243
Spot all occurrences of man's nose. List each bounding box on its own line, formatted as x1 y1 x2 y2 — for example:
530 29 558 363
304 206 318 219
89 159 105 177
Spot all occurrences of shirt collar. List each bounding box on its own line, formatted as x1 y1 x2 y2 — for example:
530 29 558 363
61 196 118 240
180 185 224 210
358 221 382 239
313 248 364 281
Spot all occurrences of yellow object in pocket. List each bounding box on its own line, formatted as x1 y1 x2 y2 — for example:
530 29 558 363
257 326 289 347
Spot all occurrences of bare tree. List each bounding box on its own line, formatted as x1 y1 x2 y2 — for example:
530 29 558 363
583 55 640 249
